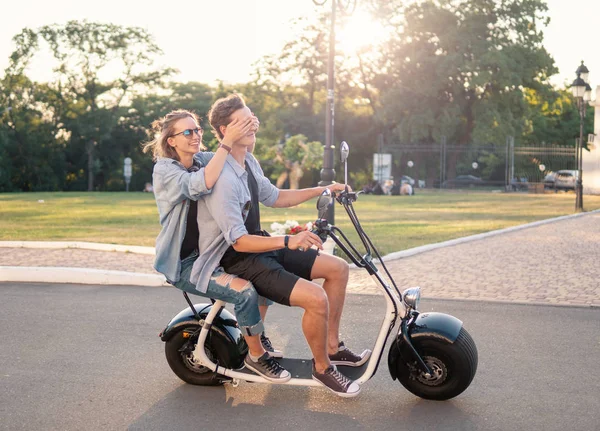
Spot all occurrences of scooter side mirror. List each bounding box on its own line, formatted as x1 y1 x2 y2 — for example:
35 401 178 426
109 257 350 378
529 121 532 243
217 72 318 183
340 141 350 188
340 141 349 163
316 188 333 220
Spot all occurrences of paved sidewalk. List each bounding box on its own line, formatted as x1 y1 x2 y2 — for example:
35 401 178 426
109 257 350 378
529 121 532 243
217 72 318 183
2 212 599 307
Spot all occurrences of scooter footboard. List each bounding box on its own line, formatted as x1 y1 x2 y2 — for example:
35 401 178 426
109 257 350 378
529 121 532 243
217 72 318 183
388 312 463 380
160 303 247 369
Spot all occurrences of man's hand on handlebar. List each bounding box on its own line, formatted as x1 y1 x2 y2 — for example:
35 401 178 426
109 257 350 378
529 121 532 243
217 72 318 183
288 230 324 252
325 183 352 195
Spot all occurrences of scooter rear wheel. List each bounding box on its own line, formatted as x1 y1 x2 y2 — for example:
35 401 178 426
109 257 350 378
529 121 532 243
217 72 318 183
164 328 224 386
396 327 478 400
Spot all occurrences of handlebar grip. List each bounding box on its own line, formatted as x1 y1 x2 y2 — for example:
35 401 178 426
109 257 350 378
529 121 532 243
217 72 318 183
311 228 328 242
336 190 358 203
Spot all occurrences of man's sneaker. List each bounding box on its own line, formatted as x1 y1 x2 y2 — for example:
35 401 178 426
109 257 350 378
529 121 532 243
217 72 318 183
261 333 283 358
244 352 291 383
311 360 361 398
329 342 371 367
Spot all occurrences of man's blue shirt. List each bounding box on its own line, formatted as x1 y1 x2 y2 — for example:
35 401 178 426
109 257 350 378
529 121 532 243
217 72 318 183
190 152 279 293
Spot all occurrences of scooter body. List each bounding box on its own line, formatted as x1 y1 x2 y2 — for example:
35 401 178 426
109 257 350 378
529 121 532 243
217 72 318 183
160 142 478 399
159 302 368 385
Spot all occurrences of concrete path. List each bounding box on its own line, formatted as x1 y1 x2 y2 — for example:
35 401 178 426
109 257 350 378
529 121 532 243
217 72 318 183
1 211 599 307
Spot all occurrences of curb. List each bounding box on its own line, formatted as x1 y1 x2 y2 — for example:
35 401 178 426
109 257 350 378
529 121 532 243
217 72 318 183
0 266 169 287
0 241 156 255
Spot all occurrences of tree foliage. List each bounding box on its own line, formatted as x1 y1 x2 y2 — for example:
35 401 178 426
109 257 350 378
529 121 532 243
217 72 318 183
374 0 558 147
273 134 324 189
0 4 591 193
3 21 173 191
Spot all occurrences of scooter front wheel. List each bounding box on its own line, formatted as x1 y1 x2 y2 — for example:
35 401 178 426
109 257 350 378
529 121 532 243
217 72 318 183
165 327 224 386
396 327 478 400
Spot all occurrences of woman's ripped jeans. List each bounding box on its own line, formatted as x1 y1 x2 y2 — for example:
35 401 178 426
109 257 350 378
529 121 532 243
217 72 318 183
173 252 266 336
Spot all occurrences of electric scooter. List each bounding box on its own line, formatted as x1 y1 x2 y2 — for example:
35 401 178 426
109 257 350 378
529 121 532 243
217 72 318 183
159 142 478 400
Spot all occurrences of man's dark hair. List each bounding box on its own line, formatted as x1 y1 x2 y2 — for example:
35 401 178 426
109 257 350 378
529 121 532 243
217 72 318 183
208 93 246 140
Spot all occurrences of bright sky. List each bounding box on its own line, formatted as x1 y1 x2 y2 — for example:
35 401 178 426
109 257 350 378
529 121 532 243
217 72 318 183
0 0 599 90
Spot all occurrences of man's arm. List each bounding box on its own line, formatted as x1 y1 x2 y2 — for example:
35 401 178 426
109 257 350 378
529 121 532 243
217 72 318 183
204 173 323 253
272 187 326 208
246 153 348 208
273 183 351 208
234 229 323 252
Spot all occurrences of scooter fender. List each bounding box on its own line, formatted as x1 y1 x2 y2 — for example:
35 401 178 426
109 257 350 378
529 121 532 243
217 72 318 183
388 312 463 380
160 303 248 368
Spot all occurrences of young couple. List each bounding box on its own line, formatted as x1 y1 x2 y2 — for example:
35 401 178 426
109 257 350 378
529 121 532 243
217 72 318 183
144 94 370 397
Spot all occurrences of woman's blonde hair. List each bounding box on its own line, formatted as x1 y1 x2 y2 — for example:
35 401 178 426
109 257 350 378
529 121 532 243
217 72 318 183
142 109 205 161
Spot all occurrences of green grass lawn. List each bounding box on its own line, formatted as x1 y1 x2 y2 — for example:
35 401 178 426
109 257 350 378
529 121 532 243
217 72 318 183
1 190 599 257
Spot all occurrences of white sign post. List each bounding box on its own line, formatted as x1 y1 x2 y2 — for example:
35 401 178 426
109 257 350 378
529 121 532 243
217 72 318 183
373 153 392 182
124 157 132 192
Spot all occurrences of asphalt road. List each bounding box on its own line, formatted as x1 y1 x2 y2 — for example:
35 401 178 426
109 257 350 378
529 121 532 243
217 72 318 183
1 282 599 431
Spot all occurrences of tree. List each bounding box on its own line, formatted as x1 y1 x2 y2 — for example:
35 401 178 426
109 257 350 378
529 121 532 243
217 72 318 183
249 12 386 184
6 21 175 190
522 88 594 146
274 134 324 189
373 0 557 177
0 73 66 191
253 15 329 114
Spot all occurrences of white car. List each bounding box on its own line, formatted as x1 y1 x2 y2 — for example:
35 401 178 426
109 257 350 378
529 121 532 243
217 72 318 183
554 170 578 191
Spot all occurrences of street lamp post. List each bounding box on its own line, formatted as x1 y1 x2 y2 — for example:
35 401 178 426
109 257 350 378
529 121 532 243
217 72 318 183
313 0 357 224
570 61 592 212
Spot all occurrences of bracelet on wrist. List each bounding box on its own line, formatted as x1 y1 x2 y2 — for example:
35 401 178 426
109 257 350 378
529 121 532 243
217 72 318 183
284 235 290 248
218 143 232 153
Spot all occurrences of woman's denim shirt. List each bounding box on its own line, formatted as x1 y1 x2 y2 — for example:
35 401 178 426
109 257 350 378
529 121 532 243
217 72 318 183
152 152 214 283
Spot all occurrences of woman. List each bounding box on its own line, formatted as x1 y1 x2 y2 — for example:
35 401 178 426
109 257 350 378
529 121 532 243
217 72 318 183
143 109 289 382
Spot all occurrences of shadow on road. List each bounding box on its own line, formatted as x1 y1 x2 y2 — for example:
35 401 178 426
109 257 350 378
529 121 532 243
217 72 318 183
128 381 481 431
129 383 365 431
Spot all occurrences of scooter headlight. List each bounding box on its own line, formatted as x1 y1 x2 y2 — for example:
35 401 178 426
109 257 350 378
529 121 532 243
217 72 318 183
402 287 421 310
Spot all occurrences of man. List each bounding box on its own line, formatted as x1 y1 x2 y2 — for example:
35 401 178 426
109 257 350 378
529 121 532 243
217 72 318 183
191 94 371 398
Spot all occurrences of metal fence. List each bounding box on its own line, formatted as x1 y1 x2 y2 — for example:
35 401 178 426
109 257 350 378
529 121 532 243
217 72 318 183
381 137 577 192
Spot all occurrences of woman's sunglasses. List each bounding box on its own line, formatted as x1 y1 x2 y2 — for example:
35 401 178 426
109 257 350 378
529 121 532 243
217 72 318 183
171 127 203 138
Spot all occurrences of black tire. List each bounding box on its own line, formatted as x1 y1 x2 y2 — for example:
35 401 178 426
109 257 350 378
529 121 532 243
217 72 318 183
396 327 478 400
164 328 223 386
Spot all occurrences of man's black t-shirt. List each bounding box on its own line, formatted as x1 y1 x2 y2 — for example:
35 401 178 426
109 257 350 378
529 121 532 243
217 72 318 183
244 163 262 235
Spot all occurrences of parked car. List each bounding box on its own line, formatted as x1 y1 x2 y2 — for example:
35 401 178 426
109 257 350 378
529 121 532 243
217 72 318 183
543 172 557 190
443 175 484 188
554 170 578 191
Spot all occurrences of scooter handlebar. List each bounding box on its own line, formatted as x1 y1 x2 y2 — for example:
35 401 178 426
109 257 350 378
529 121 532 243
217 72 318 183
310 219 329 242
334 189 360 204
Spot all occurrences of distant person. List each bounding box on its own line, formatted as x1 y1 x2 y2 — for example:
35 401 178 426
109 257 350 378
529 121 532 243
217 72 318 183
372 182 384 195
400 183 414 196
382 177 394 195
